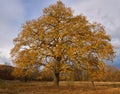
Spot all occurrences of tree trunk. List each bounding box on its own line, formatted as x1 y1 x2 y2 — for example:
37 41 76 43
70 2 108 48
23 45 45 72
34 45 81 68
53 56 61 87
92 81 95 86
24 76 28 82
54 73 60 87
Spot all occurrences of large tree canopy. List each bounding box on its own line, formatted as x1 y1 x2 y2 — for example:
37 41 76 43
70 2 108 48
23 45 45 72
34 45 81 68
11 1 115 86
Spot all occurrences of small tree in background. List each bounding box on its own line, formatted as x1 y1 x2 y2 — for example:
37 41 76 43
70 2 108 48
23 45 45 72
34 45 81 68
103 65 120 81
11 1 115 87
88 66 105 86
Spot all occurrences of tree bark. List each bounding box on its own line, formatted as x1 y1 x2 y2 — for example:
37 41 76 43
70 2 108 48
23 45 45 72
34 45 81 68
54 73 60 87
92 81 95 86
24 76 28 82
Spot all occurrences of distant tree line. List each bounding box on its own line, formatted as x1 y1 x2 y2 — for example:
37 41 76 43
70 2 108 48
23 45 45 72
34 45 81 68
0 64 120 82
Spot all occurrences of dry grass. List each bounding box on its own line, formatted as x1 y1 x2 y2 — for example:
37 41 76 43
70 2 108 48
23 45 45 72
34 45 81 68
0 81 120 94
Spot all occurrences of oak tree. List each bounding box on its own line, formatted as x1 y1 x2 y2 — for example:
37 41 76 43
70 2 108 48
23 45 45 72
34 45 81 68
11 1 115 86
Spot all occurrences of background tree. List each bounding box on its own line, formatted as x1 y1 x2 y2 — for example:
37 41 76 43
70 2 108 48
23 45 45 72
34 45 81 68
103 65 120 81
0 64 14 80
11 1 115 87
87 66 105 86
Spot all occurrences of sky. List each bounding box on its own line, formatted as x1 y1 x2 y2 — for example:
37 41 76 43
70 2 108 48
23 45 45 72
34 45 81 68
0 0 120 67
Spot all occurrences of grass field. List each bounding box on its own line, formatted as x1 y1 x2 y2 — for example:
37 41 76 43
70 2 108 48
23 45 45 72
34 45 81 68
0 81 120 94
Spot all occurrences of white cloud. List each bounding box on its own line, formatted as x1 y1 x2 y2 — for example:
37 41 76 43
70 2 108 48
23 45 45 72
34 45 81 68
0 0 25 58
0 53 11 65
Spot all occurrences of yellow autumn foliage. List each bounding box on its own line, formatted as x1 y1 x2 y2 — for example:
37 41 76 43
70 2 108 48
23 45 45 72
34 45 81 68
11 1 115 86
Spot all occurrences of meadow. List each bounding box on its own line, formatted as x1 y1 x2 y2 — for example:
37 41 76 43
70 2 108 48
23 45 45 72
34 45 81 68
0 81 120 94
